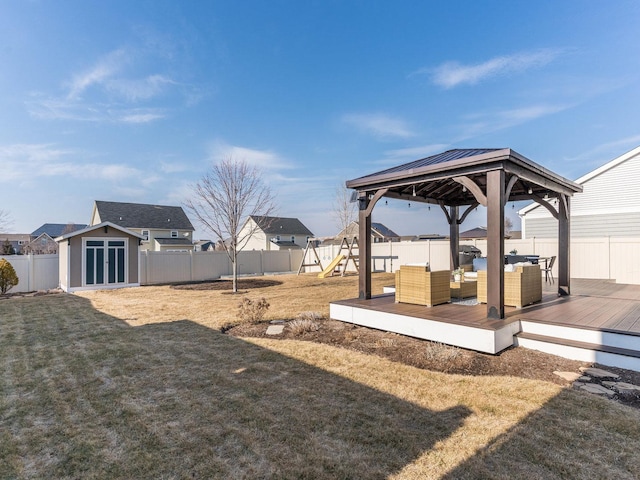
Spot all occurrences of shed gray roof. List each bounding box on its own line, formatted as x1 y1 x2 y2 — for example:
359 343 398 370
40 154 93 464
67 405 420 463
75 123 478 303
250 216 313 236
95 201 194 231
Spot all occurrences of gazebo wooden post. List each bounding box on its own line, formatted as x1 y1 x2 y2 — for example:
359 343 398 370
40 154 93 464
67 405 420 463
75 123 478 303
449 206 460 271
486 170 506 319
558 195 571 296
358 193 372 299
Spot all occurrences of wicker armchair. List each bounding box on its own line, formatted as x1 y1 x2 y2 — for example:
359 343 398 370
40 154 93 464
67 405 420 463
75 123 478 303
477 264 542 308
395 265 450 307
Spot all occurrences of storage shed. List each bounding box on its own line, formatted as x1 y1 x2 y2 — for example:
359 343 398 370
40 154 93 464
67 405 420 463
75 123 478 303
55 222 144 292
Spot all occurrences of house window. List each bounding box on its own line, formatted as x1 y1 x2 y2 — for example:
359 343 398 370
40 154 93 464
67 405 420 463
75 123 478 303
171 231 178 238
17 240 24 245
141 230 149 241
290 236 295 242
41 238 47 246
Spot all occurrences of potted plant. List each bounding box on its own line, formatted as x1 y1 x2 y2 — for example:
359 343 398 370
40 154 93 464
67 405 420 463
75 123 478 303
453 267 465 283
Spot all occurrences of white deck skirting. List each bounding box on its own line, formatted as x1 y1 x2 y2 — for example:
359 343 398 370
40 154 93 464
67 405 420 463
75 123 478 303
330 301 520 354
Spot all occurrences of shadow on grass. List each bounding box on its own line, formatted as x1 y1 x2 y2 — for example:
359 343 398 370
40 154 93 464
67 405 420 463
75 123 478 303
440 388 640 479
1 294 470 479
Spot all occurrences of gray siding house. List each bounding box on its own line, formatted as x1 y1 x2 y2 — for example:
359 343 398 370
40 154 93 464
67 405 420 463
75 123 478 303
519 146 640 238
91 201 195 251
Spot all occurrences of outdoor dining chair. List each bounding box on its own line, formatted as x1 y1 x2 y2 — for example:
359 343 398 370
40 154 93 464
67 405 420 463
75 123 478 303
543 256 556 283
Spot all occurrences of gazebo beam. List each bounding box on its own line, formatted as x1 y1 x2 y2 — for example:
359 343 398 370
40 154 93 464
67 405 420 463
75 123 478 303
558 194 571 295
486 169 506 319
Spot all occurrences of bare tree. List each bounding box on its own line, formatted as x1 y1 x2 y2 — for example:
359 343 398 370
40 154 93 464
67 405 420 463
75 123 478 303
184 157 277 292
0 210 12 232
332 183 357 233
504 216 513 236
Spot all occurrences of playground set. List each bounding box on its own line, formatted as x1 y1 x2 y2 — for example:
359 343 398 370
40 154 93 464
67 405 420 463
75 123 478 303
297 237 359 278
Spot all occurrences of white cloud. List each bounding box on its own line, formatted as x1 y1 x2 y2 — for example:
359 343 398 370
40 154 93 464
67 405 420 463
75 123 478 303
66 49 129 100
0 143 141 183
209 141 292 170
457 103 571 138
341 113 414 139
119 110 166 123
427 49 564 89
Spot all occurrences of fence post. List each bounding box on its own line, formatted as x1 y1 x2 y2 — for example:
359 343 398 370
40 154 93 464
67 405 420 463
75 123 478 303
28 253 34 291
190 250 194 282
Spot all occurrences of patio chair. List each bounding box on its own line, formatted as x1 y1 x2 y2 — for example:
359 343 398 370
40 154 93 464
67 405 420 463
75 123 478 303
543 256 556 283
477 264 542 308
395 265 450 307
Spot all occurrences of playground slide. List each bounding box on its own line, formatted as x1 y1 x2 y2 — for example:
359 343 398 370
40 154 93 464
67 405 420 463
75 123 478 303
318 255 345 278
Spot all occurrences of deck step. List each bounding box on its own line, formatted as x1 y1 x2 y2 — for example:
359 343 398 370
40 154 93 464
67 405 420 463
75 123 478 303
515 331 640 372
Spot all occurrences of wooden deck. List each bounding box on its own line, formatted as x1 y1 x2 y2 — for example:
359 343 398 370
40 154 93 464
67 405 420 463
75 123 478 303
330 279 640 368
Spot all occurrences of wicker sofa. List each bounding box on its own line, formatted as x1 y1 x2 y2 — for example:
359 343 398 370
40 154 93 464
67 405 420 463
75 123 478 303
395 265 450 307
477 264 542 308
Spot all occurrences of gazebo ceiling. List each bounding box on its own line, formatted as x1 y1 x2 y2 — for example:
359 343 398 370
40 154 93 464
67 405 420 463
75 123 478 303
346 148 582 207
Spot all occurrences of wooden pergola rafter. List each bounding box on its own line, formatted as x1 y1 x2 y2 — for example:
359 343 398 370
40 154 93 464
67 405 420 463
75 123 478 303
346 148 583 320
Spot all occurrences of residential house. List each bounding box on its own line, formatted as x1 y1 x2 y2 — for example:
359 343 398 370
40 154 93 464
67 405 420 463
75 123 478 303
460 226 514 240
0 233 31 254
238 216 313 251
24 223 88 254
91 201 195 251
333 221 401 244
519 146 640 238
194 240 216 252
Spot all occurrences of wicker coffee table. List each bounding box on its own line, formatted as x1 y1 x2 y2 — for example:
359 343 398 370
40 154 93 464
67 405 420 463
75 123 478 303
450 280 477 300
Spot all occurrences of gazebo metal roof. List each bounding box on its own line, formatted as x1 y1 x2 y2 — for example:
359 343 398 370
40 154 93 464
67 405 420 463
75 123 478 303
347 148 582 207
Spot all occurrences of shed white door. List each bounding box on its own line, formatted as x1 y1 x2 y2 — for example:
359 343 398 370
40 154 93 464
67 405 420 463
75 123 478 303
84 239 126 286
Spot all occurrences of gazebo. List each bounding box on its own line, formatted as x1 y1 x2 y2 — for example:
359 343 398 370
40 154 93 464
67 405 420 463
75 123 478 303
345 148 583 320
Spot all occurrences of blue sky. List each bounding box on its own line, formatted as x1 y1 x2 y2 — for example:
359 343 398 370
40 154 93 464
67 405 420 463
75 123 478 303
2 1 640 239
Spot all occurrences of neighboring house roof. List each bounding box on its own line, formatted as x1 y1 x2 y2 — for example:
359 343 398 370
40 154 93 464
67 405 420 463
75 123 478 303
154 238 193 246
269 240 301 249
55 222 145 242
249 216 313 236
371 222 400 239
460 226 512 239
337 221 400 239
93 200 195 231
0 233 31 242
31 223 88 238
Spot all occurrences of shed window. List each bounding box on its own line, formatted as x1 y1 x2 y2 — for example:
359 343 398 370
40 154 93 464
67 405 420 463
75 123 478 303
171 231 178 238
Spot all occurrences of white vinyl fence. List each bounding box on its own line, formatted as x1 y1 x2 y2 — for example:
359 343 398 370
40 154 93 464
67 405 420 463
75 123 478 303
0 254 59 293
305 236 640 285
139 249 304 285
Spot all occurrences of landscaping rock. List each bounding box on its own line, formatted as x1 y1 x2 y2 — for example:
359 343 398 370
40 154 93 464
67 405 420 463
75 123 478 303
579 383 616 396
266 325 284 335
554 371 582 382
603 381 640 395
579 367 620 379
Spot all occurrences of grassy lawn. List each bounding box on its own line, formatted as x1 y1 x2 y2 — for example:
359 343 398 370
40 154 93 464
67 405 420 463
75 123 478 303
1 273 640 478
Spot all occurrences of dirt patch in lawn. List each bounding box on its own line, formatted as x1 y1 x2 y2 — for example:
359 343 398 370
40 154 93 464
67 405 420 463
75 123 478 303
170 278 283 291
227 318 640 409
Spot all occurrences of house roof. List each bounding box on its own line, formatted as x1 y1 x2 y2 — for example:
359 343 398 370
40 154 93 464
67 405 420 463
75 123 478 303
269 240 301 249
337 221 399 239
347 148 582 206
519 145 640 216
371 222 400 238
31 223 88 238
250 216 313 236
55 222 145 242
94 201 194 231
154 238 194 246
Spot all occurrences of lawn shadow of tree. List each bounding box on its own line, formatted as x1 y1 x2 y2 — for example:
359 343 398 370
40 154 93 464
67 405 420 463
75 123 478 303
1 294 471 479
